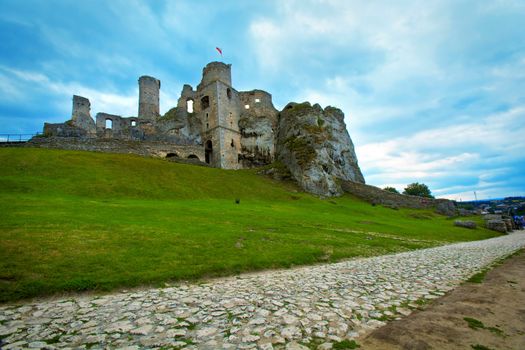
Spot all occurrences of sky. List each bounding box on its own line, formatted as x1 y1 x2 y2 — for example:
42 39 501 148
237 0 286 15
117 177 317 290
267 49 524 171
0 0 524 201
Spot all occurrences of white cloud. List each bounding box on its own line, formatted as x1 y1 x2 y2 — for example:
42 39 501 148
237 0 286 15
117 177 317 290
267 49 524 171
0 65 181 120
356 107 525 199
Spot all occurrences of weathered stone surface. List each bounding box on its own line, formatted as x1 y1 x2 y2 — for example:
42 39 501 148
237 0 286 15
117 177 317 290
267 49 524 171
277 102 365 196
35 62 369 189
486 220 507 233
341 180 456 215
71 95 96 136
3 232 522 349
454 220 477 229
28 137 205 162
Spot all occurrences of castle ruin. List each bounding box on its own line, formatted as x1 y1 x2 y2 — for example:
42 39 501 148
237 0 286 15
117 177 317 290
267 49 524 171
38 62 365 196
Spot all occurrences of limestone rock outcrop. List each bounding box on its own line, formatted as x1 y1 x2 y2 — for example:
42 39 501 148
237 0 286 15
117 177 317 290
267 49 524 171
239 114 276 167
276 102 365 196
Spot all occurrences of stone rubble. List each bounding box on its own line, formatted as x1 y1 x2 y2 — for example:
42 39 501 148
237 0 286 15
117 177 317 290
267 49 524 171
1 233 524 349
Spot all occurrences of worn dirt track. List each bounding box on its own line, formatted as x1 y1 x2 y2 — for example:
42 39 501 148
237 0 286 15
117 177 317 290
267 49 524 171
359 250 525 350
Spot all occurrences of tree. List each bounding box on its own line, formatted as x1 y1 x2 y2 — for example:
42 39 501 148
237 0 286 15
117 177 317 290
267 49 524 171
383 186 399 194
403 182 434 198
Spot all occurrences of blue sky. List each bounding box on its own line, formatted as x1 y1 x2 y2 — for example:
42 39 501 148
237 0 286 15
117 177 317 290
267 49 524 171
1 0 524 200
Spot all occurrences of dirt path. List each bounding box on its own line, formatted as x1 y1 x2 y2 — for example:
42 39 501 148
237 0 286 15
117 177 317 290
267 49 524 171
359 250 525 350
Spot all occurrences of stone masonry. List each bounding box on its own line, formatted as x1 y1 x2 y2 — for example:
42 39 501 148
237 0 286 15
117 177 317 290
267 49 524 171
1 233 523 349
37 62 367 197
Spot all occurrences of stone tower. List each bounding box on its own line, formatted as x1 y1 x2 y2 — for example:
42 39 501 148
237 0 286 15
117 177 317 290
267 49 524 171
138 76 160 121
197 62 241 169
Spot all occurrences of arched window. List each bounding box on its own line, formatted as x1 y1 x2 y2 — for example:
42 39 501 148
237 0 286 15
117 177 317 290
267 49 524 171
187 100 194 113
231 139 235 148
105 119 113 129
131 120 137 127
227 88 232 99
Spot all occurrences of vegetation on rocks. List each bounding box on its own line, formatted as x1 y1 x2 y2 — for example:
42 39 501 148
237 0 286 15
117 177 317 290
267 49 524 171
0 148 500 302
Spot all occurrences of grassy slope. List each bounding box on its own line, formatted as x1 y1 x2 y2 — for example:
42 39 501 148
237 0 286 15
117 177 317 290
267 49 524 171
0 148 499 302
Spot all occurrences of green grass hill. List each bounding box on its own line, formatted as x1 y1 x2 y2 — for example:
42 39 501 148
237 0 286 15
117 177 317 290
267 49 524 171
0 148 499 302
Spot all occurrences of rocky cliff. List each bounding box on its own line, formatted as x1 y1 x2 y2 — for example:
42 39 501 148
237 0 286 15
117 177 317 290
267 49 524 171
276 102 365 196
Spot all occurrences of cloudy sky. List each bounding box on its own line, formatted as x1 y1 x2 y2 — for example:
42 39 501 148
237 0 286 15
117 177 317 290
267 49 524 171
1 0 524 200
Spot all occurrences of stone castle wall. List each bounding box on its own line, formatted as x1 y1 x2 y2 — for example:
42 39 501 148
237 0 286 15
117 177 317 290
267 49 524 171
238 90 278 167
35 61 378 198
58 95 97 136
28 137 204 161
95 113 139 139
341 180 456 215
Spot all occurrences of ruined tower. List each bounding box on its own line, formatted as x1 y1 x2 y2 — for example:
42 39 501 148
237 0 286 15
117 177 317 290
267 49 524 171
196 62 241 169
71 95 96 136
138 76 160 121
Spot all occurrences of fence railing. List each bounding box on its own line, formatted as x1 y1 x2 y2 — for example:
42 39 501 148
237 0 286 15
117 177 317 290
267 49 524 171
0 133 42 143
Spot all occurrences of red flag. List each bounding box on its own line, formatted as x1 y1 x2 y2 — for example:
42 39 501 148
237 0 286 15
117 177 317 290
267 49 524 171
216 47 223 56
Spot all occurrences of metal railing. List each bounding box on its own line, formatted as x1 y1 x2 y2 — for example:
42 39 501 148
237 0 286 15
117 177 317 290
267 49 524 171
0 133 42 143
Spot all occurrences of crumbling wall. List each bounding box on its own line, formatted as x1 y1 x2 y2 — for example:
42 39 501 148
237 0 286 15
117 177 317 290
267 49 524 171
238 90 278 168
43 121 89 138
341 180 456 215
95 113 140 140
71 95 96 136
42 95 96 138
28 137 204 161
156 84 202 144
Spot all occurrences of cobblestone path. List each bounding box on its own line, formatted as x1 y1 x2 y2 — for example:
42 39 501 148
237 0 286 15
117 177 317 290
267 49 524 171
1 233 524 350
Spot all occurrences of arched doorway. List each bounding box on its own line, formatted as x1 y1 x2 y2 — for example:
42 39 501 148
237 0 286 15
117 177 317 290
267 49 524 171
165 152 179 159
205 140 213 164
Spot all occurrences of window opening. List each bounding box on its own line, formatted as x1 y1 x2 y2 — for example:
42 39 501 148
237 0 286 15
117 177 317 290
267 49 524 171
205 140 213 164
201 96 210 109
105 119 113 129
187 100 194 113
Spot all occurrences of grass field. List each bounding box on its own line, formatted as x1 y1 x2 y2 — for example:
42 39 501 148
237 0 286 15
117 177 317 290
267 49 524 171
0 148 499 302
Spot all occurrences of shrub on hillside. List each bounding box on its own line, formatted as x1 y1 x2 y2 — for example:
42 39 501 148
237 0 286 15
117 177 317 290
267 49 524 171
403 182 434 198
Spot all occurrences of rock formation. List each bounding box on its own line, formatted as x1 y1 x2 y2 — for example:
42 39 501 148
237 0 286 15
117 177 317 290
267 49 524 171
276 102 365 196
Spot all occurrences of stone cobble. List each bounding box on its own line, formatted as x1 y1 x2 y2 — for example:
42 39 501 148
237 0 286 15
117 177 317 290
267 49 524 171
1 233 524 349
